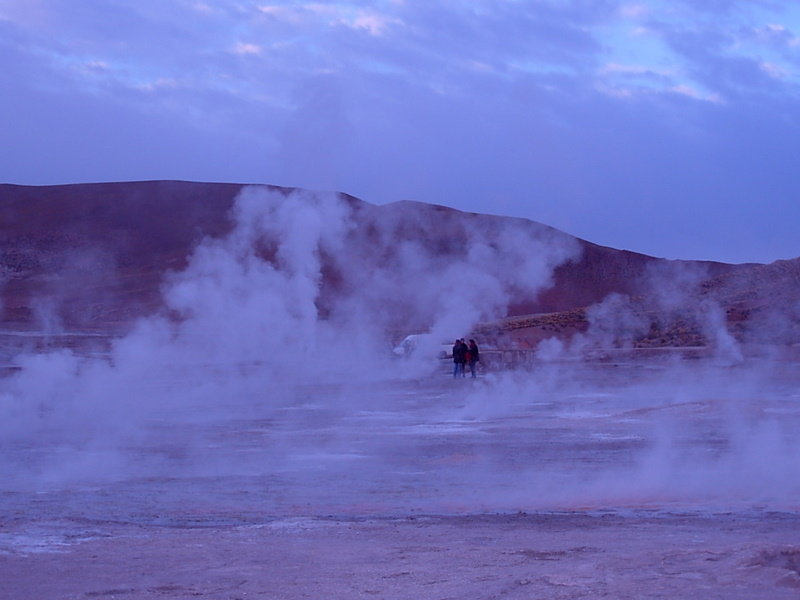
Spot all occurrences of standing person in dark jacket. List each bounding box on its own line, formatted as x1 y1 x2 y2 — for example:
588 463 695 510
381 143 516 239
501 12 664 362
452 339 466 378
468 339 480 378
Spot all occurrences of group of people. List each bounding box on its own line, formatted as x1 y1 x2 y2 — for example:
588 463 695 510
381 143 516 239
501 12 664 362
452 338 479 378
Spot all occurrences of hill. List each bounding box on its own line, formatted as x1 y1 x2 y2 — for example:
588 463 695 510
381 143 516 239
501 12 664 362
1 181 795 351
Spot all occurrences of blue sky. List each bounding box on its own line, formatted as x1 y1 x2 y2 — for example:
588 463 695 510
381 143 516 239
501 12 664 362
1 0 798 263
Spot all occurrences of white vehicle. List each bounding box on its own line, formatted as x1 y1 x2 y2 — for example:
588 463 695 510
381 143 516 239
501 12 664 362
393 334 451 360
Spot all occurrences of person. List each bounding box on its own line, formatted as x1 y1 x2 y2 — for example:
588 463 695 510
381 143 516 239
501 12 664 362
467 339 480 378
452 339 465 378
461 339 470 377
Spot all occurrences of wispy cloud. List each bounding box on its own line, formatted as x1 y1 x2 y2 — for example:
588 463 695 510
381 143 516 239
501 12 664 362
232 42 263 56
670 82 724 102
1 0 800 262
257 3 402 35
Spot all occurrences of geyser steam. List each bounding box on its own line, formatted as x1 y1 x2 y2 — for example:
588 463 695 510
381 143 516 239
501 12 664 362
0 187 579 488
1 186 798 514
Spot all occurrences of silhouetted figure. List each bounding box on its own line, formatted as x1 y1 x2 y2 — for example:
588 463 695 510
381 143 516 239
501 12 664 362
468 339 480 378
452 339 467 378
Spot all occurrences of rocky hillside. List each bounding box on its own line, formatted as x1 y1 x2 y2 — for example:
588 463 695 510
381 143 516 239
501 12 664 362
2 181 794 348
484 257 800 349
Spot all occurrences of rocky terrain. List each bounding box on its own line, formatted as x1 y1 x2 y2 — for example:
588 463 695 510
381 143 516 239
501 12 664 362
479 256 800 352
1 180 797 350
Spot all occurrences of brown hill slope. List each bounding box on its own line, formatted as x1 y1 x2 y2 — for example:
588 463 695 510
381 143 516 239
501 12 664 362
0 181 759 340
702 257 800 344
1 181 246 328
486 257 800 349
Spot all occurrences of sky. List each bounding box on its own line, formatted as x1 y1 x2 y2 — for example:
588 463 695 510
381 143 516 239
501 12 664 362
0 0 798 264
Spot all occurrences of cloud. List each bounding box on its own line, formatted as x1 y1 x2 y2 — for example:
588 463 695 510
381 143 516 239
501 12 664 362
752 23 799 46
759 61 788 80
669 83 724 102
257 3 403 36
232 42 262 56
344 11 402 36
2 0 800 263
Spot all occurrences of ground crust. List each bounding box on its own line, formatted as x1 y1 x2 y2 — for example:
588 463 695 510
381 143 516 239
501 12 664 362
3 510 800 599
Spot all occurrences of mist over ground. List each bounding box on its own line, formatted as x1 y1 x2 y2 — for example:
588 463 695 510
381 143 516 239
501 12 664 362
1 186 798 516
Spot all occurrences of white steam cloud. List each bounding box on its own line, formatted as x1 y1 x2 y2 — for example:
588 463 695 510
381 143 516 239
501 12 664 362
0 187 579 487
1 186 798 515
